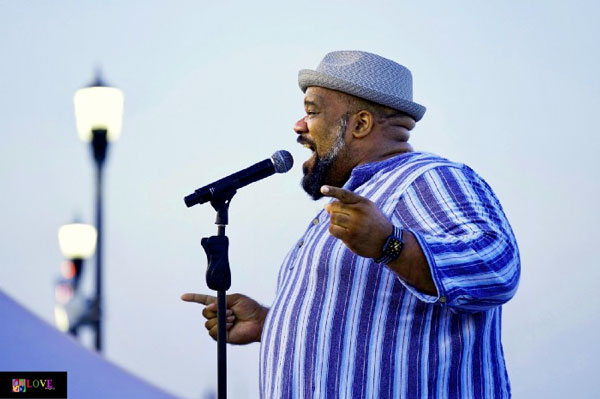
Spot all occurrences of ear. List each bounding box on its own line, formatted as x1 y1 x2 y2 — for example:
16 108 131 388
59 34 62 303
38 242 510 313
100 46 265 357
351 110 375 139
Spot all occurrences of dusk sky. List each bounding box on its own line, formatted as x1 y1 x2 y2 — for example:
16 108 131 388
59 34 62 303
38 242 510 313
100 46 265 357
1 1 599 398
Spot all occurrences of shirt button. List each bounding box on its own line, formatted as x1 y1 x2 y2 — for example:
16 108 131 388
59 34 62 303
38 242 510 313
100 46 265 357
298 240 304 248
439 296 447 303
312 218 319 225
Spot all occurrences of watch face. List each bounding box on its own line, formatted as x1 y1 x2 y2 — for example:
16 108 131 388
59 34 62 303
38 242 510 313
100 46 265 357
383 236 403 259
375 228 404 264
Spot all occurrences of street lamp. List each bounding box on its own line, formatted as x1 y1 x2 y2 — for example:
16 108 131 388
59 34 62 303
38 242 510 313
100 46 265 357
58 223 98 259
73 72 124 352
55 223 97 335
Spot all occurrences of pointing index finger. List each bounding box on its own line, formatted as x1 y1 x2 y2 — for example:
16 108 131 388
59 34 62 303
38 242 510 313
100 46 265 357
181 293 217 305
320 185 363 204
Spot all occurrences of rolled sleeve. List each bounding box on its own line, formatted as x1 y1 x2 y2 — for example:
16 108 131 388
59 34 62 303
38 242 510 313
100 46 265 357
393 165 521 313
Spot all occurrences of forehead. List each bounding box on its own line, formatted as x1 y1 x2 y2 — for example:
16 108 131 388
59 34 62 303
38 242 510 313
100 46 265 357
304 86 343 106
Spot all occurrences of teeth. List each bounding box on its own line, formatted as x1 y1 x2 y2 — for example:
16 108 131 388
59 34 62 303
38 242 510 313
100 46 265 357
303 144 313 150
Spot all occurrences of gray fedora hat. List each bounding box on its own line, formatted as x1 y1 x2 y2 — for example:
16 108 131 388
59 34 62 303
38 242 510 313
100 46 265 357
298 50 426 121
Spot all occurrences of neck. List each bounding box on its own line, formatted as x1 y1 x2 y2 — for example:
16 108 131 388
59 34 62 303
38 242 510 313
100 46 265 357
357 141 414 166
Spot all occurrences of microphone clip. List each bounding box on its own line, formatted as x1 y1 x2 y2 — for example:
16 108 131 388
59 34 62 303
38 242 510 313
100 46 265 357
201 189 236 291
210 189 236 226
202 235 231 291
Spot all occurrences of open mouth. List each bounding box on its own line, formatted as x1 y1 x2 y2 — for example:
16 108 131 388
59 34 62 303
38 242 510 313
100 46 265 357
297 136 316 153
297 137 317 170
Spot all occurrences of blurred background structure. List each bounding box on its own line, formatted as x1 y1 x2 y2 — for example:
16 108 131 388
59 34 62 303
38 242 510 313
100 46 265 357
72 73 125 351
1 1 599 398
55 221 97 336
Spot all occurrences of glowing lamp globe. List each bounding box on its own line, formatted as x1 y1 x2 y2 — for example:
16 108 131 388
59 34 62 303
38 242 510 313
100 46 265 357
54 305 70 332
74 85 124 142
58 223 97 259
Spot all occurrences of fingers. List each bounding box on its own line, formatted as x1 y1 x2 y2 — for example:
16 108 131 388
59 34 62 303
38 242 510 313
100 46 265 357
181 293 244 312
202 306 216 319
182 293 233 318
181 293 217 305
224 293 244 307
182 292 243 342
203 305 233 319
323 186 364 223
320 186 363 204
204 314 236 330
329 212 351 229
328 224 348 240
208 324 233 341
206 315 235 341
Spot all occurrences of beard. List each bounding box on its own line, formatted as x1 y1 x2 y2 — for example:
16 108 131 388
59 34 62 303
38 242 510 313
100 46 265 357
301 114 349 200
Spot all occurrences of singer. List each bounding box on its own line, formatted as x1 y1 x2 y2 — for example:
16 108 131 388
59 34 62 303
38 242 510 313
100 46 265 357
182 51 520 398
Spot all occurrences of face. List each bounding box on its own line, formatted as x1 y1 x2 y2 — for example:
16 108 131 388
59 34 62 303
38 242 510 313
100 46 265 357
294 87 354 200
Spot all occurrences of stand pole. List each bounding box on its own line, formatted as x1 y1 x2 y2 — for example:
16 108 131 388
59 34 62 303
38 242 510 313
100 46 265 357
201 192 235 399
217 289 227 399
216 222 227 399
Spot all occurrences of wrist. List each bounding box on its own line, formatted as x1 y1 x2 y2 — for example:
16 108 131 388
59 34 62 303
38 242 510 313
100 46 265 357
255 306 269 342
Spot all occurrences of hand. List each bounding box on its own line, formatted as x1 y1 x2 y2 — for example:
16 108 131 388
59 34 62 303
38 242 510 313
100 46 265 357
321 185 393 259
181 293 268 345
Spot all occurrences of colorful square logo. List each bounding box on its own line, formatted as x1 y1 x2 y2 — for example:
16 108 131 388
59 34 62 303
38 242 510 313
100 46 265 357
12 379 25 393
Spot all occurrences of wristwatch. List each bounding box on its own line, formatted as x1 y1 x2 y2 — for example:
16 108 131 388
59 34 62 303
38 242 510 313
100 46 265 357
375 226 404 264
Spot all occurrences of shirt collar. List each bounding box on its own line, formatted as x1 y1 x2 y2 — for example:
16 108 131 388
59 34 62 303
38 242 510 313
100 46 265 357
343 151 421 191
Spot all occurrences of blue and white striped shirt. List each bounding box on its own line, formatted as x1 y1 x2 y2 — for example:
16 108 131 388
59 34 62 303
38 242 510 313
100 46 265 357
259 152 520 398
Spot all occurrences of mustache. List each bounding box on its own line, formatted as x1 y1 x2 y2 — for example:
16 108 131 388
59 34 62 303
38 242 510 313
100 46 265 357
296 136 316 151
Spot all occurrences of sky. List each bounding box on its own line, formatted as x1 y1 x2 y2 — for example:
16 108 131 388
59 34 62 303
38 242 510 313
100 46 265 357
1 1 599 397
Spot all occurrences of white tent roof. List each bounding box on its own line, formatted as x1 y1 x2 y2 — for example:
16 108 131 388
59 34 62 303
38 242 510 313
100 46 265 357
0 290 175 398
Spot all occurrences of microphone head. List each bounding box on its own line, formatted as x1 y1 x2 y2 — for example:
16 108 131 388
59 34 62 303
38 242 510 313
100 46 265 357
271 150 294 173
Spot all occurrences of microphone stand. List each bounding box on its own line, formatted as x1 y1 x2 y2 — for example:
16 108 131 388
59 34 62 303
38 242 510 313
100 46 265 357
201 189 235 399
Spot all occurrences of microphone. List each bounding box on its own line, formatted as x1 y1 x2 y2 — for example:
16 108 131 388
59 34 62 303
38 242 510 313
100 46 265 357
184 150 294 207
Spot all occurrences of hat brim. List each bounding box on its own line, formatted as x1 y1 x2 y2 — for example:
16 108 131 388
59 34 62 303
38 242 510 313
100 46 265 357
298 69 426 122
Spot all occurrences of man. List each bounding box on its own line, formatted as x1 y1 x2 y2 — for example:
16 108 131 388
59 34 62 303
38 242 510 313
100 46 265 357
182 50 520 398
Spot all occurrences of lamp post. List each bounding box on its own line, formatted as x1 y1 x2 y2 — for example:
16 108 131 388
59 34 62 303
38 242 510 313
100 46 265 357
55 222 97 335
73 72 124 352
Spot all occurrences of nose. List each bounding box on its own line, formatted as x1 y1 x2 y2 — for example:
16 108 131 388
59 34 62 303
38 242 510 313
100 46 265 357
293 116 308 135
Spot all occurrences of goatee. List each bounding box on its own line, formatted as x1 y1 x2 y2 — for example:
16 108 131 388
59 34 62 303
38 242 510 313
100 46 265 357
301 115 348 200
